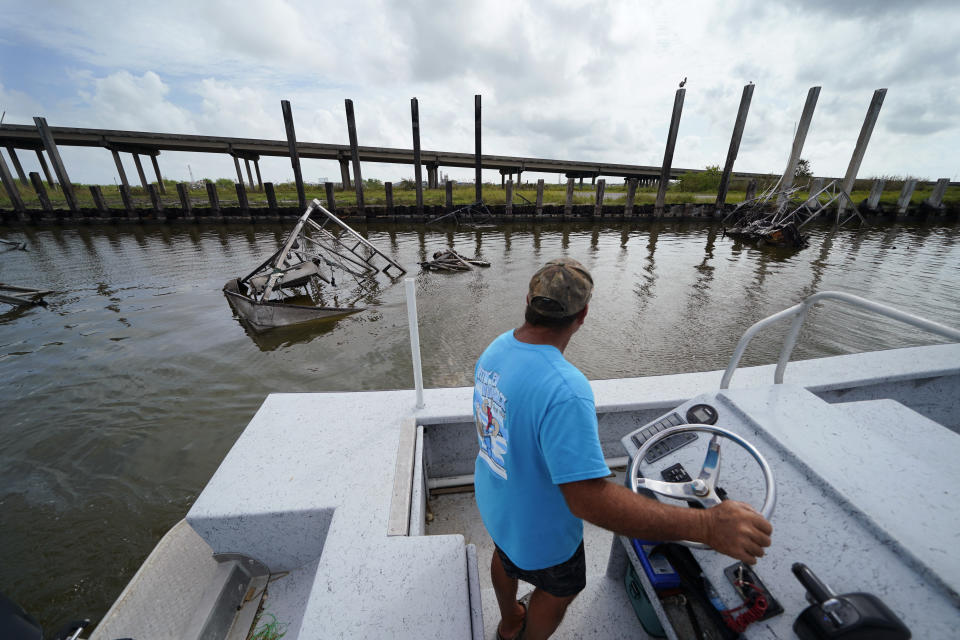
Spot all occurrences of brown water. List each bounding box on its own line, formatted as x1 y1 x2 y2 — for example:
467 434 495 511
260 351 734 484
1 219 958 632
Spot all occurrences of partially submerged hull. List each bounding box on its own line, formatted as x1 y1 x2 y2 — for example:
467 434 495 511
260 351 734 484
223 278 360 332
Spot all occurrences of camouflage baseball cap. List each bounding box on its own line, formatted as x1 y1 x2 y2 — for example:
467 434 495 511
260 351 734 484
528 257 594 318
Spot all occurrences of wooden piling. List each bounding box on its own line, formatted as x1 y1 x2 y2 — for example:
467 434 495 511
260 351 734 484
716 83 755 212
147 184 165 220
177 182 193 217
564 178 575 218
0 150 26 218
780 86 821 200
535 179 544 216
244 158 254 190
625 178 637 216
925 178 949 208
324 182 336 213
89 185 109 217
594 179 605 217
385 181 394 215
411 98 424 214
745 178 758 201
281 99 307 210
474 94 482 203
837 88 887 215
5 146 28 185
133 153 150 190
866 179 886 210
119 184 134 218
253 159 263 192
897 179 917 213
35 150 56 190
505 179 514 216
150 154 166 194
111 149 130 189
34 117 78 214
235 182 250 218
445 180 453 212
655 88 685 216
30 172 53 214
206 181 222 219
344 99 365 214
265 182 278 215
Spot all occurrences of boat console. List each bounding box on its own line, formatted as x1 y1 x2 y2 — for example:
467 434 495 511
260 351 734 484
616 385 958 638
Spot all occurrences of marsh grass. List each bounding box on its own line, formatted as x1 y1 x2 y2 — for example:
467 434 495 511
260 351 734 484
1 177 956 211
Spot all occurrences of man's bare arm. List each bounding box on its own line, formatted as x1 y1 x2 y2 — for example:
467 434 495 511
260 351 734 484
560 477 773 565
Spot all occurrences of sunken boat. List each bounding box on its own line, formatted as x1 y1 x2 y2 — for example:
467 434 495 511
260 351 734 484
224 200 406 332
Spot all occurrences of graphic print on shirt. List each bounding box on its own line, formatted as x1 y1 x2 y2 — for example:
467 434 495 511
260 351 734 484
474 365 508 479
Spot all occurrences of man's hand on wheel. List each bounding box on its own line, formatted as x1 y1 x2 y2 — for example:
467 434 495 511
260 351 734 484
702 500 773 565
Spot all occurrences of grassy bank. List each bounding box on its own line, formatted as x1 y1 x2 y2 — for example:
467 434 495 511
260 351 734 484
1 178 957 212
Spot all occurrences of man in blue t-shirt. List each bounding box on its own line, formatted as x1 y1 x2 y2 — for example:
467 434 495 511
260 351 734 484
474 258 773 640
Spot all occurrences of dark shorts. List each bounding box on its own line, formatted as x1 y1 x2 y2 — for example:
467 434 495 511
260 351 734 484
495 541 587 598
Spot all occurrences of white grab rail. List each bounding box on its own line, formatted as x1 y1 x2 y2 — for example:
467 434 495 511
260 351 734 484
405 278 425 409
720 291 960 389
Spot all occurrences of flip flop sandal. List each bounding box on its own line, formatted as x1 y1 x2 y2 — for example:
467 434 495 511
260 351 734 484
496 592 531 640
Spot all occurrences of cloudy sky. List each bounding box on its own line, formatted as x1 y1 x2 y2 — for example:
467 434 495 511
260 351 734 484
1 0 958 186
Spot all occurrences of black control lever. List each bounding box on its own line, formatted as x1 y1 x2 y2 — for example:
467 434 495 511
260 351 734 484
792 562 835 603
791 563 911 640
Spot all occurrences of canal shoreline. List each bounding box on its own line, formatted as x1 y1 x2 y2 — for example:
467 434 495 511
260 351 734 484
2 200 958 227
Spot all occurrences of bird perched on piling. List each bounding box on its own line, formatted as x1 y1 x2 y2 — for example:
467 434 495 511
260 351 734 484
679 77 687 88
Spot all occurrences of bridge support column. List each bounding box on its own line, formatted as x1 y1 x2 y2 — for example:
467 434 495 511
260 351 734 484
339 158 351 190
35 150 56 190
111 149 130 190
625 178 637 216
150 153 165 194
244 158 254 190
133 153 150 191
5 146 28 185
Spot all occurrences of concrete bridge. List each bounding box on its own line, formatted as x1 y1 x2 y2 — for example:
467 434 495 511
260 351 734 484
0 122 779 190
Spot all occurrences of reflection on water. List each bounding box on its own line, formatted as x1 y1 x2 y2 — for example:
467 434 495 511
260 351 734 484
1 219 959 631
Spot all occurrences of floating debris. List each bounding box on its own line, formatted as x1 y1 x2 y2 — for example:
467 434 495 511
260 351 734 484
0 283 53 306
419 249 491 272
427 201 496 228
224 199 405 332
0 238 27 251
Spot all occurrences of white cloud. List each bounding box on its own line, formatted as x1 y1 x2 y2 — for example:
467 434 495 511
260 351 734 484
73 71 195 133
1 0 958 184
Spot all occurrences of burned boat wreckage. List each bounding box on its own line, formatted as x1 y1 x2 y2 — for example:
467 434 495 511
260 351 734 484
224 200 406 332
419 249 490 272
723 178 866 249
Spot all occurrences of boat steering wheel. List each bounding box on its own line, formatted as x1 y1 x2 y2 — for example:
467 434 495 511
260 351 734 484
628 424 776 550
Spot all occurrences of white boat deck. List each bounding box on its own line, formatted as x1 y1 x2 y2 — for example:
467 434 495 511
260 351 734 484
427 476 652 639
113 342 959 639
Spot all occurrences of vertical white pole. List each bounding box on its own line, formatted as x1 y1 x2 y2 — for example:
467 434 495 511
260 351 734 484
405 278 425 409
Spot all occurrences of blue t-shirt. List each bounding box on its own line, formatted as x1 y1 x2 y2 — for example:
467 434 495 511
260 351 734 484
473 330 610 570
